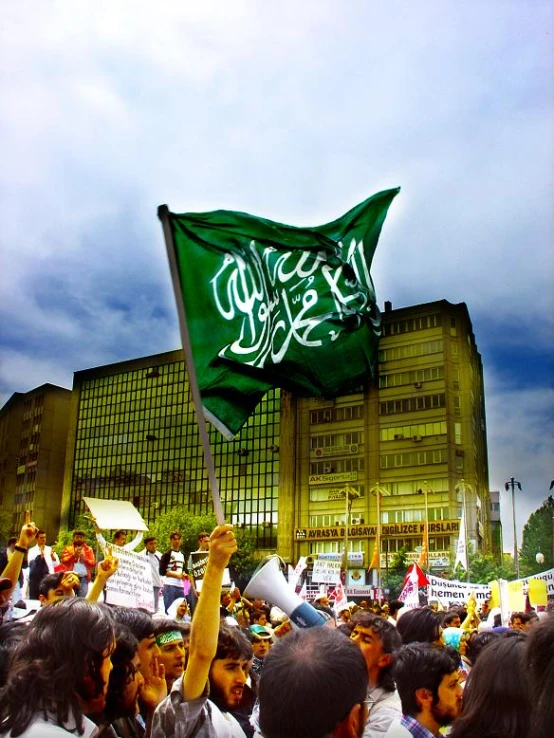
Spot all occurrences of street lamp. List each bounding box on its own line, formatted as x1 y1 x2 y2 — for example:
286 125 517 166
370 483 391 589
339 485 360 582
417 481 432 570
505 477 522 579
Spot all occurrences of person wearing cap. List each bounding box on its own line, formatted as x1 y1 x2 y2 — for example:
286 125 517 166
249 624 273 686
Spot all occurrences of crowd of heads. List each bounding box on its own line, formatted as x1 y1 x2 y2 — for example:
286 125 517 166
1 521 553 738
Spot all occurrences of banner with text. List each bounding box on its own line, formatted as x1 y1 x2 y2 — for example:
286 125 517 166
105 546 154 612
427 574 490 607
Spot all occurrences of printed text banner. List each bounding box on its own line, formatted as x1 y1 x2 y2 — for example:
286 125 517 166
165 188 399 438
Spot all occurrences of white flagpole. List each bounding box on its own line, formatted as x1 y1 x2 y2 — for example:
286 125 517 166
158 205 225 525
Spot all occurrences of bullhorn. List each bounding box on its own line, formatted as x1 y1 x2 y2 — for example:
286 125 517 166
244 555 326 628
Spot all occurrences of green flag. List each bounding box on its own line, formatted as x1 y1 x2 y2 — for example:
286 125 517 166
161 188 399 438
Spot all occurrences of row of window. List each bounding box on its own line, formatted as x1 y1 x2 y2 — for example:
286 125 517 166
382 313 443 336
378 339 443 363
307 536 452 554
378 365 445 389
310 458 364 474
310 406 364 425
380 421 447 442
310 432 363 449
380 449 447 468
379 393 446 415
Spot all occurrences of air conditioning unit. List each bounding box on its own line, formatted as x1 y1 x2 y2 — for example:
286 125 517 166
412 435 422 442
351 517 361 525
394 433 404 440
323 462 334 474
414 382 423 389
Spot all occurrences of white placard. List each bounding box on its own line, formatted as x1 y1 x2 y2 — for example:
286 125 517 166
82 497 148 531
312 559 341 584
427 574 490 607
104 546 154 611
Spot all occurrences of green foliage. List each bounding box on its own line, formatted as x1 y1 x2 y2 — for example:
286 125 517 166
466 552 516 583
0 510 12 547
54 513 98 558
520 496 554 575
146 507 261 589
381 547 409 598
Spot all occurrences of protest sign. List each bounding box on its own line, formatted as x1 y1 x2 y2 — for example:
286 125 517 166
104 546 154 611
427 574 490 608
82 497 148 531
311 559 341 584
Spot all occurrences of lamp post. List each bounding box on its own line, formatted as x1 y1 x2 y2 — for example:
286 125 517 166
505 477 522 579
417 480 431 570
370 483 391 589
340 485 360 583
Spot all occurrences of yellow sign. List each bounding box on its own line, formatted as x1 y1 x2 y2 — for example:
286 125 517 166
528 578 548 607
295 520 459 541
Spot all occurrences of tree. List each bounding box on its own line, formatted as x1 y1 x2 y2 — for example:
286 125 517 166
520 496 554 575
381 547 409 598
146 507 261 589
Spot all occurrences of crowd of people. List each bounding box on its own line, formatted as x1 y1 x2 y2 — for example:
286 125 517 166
1 517 553 738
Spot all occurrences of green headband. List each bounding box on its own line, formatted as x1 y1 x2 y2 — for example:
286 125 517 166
156 630 182 646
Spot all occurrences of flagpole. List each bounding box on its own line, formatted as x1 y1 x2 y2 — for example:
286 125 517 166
158 205 226 525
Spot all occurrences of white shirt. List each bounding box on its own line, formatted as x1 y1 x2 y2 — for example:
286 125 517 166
27 544 60 575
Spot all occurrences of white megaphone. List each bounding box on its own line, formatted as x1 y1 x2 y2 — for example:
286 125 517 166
244 555 327 628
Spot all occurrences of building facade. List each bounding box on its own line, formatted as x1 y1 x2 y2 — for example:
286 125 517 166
59 299 491 575
0 384 71 542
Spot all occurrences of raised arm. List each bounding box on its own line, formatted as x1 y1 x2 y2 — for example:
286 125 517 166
124 531 144 551
87 548 119 602
182 524 237 701
0 513 37 603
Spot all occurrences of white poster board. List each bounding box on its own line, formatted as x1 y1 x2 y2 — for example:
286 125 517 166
82 497 148 531
104 546 154 612
312 559 341 584
427 574 491 608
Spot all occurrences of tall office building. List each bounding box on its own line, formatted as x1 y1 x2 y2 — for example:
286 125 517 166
0 384 71 540
61 299 491 574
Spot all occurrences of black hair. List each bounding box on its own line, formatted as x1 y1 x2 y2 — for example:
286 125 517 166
524 614 554 738
214 625 253 662
450 635 531 738
143 536 156 545
153 619 191 639
350 611 402 691
464 630 500 666
38 572 65 598
396 607 443 645
111 606 155 641
393 642 459 717
0 598 115 736
102 623 139 722
259 627 368 738
0 621 27 689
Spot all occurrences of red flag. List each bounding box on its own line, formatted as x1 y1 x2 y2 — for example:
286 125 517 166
402 563 429 589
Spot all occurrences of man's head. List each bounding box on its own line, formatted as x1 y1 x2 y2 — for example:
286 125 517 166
314 594 331 610
197 531 210 550
154 620 190 685
251 609 269 626
36 530 47 546
144 537 157 553
350 611 401 690
443 610 462 629
509 611 524 630
111 607 160 680
7 537 17 551
113 530 127 546
396 607 444 646
259 627 369 738
249 624 273 660
393 643 462 733
72 530 86 546
38 572 78 605
208 625 253 712
169 531 182 551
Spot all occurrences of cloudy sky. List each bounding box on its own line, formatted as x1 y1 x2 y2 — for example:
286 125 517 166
1 1 552 551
